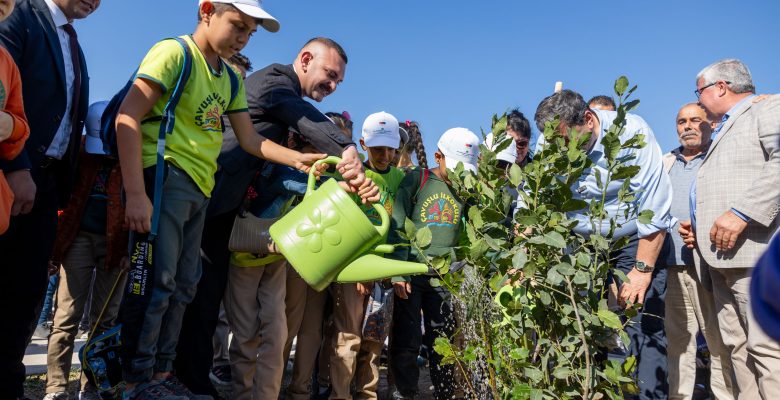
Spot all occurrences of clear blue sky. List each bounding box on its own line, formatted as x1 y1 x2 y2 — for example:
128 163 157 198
77 0 780 160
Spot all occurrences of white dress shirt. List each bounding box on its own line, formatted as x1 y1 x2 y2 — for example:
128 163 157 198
43 0 77 160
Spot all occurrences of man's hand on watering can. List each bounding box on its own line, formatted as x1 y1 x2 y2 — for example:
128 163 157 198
393 281 412 299
338 145 366 185
294 152 328 174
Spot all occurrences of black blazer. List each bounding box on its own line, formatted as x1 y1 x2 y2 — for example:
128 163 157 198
0 0 89 204
207 63 354 217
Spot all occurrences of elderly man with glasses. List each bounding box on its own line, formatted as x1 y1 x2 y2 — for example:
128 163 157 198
682 58 780 399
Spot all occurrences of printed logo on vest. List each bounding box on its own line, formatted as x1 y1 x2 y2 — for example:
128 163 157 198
420 193 460 227
195 92 228 132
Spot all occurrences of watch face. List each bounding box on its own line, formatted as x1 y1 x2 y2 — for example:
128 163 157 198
635 261 653 272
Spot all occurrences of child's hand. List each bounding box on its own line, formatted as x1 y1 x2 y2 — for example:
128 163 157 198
125 193 153 233
393 281 411 299
355 178 380 204
294 152 327 174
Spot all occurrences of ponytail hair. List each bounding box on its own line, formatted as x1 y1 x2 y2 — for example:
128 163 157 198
400 120 428 169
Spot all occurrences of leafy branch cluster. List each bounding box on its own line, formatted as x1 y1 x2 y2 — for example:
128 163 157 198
403 77 650 399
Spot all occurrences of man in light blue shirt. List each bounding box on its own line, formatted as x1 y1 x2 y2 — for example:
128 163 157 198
533 90 673 399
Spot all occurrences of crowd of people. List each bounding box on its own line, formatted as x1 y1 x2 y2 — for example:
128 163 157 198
0 0 779 400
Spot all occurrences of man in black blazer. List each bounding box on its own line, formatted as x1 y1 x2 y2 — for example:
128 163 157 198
0 0 99 396
175 37 371 397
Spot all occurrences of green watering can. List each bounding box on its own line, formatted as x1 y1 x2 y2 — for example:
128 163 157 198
269 156 429 291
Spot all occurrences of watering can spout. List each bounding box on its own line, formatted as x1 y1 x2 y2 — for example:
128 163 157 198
335 254 429 283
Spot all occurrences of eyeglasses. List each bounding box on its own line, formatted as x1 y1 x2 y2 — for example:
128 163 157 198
695 81 731 99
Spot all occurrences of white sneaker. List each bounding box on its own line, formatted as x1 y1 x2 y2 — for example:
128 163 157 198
32 324 50 340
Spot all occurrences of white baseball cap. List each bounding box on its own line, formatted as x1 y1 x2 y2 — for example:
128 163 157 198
85 101 109 155
362 111 401 149
437 127 480 174
199 0 280 33
485 132 518 164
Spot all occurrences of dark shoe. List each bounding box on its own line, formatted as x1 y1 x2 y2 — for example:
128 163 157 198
159 376 213 400
208 365 231 387
125 381 188 400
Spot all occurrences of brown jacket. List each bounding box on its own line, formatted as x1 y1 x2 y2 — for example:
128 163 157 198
51 146 128 268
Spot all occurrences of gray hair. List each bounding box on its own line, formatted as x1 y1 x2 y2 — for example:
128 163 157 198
696 59 755 94
534 89 589 132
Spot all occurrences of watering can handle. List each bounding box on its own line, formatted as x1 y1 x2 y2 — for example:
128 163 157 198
306 156 389 239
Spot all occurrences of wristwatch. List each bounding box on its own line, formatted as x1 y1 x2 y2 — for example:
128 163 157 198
634 261 655 273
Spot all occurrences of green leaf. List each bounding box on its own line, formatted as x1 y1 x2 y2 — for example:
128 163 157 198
543 231 567 248
523 367 544 383
546 268 563 285
515 214 538 227
415 226 432 248
553 367 572 380
637 209 654 225
509 347 530 360
468 207 484 229
429 277 441 288
555 262 576 276
614 76 629 96
404 218 416 239
597 309 623 330
573 270 590 285
512 251 528 270
509 163 523 187
612 165 641 180
539 291 552 305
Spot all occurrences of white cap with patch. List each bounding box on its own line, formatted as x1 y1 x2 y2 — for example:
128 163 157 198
485 132 518 164
199 0 280 32
362 111 401 149
437 127 480 174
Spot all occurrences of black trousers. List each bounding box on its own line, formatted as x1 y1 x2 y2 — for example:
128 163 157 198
173 210 236 397
0 170 60 398
390 275 456 399
609 235 668 400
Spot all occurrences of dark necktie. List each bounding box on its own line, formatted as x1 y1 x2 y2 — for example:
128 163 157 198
61 23 81 125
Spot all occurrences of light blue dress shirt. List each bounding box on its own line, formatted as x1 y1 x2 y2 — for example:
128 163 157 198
43 0 77 160
527 109 674 239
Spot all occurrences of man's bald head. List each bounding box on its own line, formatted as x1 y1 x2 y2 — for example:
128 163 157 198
676 102 714 153
294 37 348 102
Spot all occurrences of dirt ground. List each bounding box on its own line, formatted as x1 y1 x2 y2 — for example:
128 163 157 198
24 364 436 400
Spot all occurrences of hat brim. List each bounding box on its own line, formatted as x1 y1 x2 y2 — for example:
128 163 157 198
233 3 280 32
364 135 401 150
444 157 477 174
85 134 108 155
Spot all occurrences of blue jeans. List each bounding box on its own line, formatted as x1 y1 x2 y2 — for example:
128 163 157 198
119 164 209 383
37 274 59 326
610 235 668 400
